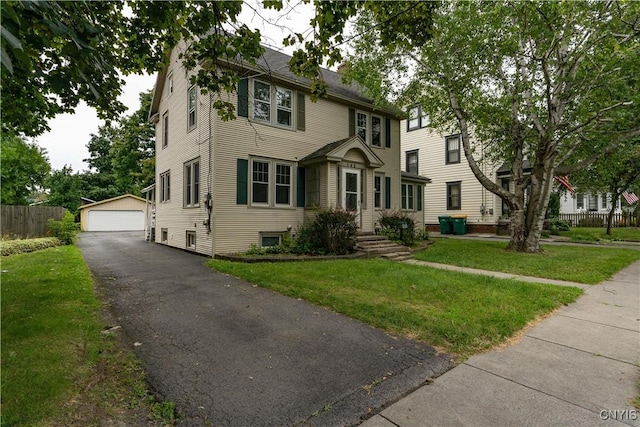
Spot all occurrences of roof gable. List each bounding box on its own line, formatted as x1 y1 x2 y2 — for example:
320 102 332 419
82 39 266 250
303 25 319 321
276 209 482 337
300 135 384 168
78 194 146 210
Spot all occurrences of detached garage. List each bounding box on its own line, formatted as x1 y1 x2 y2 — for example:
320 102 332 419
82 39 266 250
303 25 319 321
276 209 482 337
79 194 147 232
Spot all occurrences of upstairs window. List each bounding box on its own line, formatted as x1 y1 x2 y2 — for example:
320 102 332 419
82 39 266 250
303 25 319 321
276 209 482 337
162 112 169 148
446 134 461 164
356 111 368 142
406 150 418 174
252 80 294 129
167 72 173 96
187 86 197 131
372 116 382 147
407 105 429 131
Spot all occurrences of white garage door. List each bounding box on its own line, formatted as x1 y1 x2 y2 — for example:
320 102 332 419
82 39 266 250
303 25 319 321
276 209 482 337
87 210 144 231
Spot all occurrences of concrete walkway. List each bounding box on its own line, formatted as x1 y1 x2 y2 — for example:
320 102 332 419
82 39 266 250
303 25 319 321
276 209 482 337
362 260 640 427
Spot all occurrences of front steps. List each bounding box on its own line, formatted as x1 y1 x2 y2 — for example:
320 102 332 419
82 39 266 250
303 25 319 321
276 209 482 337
355 234 413 261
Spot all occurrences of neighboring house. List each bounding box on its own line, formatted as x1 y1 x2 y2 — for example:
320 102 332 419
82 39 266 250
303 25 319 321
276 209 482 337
401 111 500 233
78 194 146 232
559 192 621 214
150 42 425 256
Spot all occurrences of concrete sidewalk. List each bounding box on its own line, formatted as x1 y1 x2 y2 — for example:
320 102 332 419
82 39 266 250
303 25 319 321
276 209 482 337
362 260 640 427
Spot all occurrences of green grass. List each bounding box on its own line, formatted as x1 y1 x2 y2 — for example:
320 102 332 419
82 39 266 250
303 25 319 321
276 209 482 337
1 245 172 426
208 259 582 359
558 227 640 242
414 238 640 284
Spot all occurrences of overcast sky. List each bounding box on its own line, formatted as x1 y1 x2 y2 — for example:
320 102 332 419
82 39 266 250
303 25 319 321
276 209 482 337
33 1 316 172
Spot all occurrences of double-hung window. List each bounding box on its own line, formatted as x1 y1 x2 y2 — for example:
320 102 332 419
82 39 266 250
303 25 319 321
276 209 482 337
401 183 414 210
374 174 383 209
356 111 368 142
407 106 429 131
447 181 461 210
167 72 173 96
252 160 270 205
588 194 598 211
406 150 418 174
162 112 169 148
184 159 200 207
252 80 294 129
250 158 293 207
187 86 197 131
305 166 320 207
576 193 584 210
160 171 170 202
371 116 382 147
276 88 292 127
446 134 461 164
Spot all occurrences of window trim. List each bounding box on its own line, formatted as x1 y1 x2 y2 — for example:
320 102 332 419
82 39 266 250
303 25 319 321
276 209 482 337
445 134 461 165
406 150 418 174
374 174 384 209
249 157 294 208
371 115 383 147
407 105 429 131
251 79 295 130
186 230 196 249
401 182 416 211
162 112 169 149
187 86 197 131
260 232 283 248
447 181 462 210
184 158 200 208
160 170 170 202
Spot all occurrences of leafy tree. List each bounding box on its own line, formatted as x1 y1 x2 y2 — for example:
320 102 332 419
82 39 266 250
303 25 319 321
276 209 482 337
570 140 640 234
46 166 83 215
1 1 264 136
341 1 640 252
0 134 51 205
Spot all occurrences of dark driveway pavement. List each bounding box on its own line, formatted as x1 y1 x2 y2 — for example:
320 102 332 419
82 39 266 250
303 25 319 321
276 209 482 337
78 232 452 426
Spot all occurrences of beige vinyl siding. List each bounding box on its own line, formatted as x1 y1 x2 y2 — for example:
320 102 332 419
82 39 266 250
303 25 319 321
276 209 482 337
401 123 498 226
154 45 213 255
154 41 403 255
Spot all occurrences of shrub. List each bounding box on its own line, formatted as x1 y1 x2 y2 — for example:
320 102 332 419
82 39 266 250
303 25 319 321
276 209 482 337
295 207 357 255
1 237 61 256
47 211 80 245
378 210 416 246
550 218 570 233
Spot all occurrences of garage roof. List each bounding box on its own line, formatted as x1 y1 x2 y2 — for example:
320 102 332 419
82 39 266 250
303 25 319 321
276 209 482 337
78 194 146 210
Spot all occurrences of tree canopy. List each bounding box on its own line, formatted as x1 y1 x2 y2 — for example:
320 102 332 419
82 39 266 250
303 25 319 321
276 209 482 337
342 0 640 251
0 135 51 205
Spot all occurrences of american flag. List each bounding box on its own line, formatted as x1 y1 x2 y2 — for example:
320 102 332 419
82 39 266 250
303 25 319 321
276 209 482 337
622 191 639 205
554 176 575 193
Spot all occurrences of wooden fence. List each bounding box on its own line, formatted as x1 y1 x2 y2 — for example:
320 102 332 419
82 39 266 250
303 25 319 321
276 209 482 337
558 212 638 228
1 205 67 239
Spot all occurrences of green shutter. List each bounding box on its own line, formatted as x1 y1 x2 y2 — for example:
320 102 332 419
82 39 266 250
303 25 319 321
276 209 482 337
237 78 248 117
236 158 248 204
385 177 391 209
349 108 355 136
385 117 391 148
297 93 305 131
297 167 305 207
417 185 423 211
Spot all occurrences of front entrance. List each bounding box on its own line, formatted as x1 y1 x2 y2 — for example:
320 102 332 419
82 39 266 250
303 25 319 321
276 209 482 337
341 167 361 227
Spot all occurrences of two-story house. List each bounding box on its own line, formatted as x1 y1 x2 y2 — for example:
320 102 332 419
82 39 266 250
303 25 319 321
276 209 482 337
401 108 501 233
149 43 426 256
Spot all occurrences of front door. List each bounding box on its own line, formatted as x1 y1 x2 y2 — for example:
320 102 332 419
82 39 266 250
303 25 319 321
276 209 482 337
341 168 361 227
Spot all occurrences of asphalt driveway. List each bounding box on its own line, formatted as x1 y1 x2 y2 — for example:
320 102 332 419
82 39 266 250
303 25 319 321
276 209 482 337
78 232 452 426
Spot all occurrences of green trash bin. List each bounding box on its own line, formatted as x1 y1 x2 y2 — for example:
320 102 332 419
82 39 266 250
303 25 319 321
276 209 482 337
438 216 452 234
451 215 467 235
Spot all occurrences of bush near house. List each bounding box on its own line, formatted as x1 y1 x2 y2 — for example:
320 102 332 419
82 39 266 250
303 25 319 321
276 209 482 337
1 237 62 256
377 210 417 246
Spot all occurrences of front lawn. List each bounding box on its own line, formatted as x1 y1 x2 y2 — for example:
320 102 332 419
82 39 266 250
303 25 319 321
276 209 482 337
208 259 581 359
558 227 640 242
1 246 172 426
413 238 640 284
